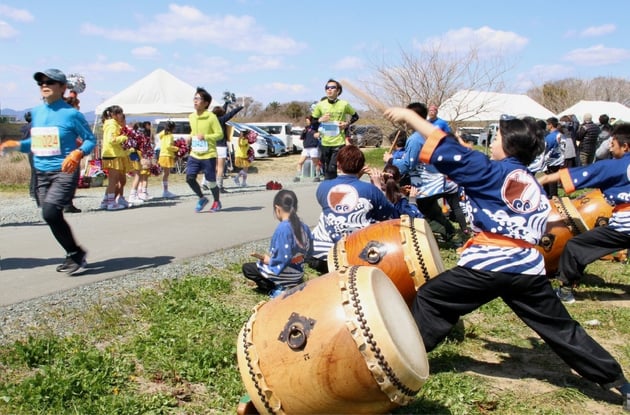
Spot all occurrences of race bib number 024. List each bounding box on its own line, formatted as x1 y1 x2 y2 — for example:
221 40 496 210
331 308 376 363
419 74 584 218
31 127 62 156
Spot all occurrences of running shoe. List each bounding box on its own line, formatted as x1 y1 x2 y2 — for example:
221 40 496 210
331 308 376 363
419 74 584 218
195 197 209 212
210 200 222 212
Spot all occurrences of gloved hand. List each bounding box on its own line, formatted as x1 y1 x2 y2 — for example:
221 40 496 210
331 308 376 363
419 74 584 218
0 140 20 154
61 149 83 173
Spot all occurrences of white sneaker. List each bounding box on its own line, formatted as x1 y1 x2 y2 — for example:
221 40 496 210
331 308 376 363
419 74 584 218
138 192 151 201
128 196 144 207
162 190 176 199
107 202 125 211
99 199 109 209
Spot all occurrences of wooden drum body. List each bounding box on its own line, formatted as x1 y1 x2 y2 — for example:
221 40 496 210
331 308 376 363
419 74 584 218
237 266 429 415
327 215 445 304
538 189 613 275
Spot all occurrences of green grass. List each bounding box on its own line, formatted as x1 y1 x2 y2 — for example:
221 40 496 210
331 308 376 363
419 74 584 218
0 251 628 414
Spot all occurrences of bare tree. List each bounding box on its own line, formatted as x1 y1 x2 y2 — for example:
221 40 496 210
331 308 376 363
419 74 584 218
362 43 512 116
527 77 630 113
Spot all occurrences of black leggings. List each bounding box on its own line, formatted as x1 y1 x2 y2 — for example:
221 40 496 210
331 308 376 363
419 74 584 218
42 202 80 254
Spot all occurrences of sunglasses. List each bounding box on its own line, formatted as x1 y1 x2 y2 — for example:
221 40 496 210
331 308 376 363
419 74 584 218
37 80 60 87
325 85 338 90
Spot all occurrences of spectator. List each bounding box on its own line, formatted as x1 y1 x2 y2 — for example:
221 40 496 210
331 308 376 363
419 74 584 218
427 104 452 133
577 113 600 166
559 115 578 168
20 111 37 202
293 115 321 182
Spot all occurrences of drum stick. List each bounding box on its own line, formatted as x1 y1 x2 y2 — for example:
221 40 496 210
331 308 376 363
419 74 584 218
340 79 387 113
250 253 265 260
388 129 402 154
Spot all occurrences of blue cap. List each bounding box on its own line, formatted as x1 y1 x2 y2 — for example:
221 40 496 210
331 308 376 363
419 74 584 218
33 69 67 84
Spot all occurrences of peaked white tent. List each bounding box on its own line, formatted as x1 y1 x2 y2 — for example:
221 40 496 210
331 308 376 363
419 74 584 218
439 90 555 122
557 100 630 123
94 68 196 116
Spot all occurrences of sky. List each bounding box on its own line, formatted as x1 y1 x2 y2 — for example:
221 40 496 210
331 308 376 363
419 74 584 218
1 0 630 114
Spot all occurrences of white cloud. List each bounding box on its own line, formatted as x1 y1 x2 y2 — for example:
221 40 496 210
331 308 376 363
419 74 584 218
333 56 363 70
80 5 305 55
0 5 34 22
0 20 18 39
563 44 630 66
415 26 528 56
245 56 283 70
581 24 616 37
132 46 159 58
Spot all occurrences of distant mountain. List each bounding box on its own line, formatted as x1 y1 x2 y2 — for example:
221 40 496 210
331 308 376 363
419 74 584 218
2 107 97 124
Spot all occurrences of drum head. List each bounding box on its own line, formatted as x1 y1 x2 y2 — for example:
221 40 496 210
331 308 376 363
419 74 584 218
349 266 430 394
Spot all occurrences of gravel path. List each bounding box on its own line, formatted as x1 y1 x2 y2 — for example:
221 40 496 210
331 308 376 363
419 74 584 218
0 156 318 345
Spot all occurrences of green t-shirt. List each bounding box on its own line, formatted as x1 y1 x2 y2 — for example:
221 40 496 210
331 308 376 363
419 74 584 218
312 99 356 147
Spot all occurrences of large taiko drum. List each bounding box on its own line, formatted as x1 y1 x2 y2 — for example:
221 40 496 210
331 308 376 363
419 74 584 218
327 215 444 305
236 266 429 415
538 189 613 274
537 197 580 274
563 189 612 230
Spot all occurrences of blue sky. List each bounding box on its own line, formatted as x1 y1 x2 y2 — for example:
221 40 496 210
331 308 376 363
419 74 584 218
1 1 629 113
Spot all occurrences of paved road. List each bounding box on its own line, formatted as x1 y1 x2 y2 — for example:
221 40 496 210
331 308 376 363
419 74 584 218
0 183 321 306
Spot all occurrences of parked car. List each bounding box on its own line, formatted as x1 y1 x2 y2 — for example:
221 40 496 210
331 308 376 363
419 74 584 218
290 127 304 152
226 121 269 159
248 122 295 153
243 124 288 157
349 125 384 147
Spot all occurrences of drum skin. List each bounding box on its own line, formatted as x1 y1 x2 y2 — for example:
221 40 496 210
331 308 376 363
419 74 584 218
236 266 429 415
327 215 445 305
538 190 613 275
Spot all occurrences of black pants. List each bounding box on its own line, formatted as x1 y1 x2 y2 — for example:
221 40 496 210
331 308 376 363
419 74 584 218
543 165 562 198
319 145 344 180
416 195 455 238
558 226 630 287
242 262 276 291
412 266 625 387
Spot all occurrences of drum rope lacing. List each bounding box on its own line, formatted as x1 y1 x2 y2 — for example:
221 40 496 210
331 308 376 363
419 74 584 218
406 216 431 283
240 302 282 414
345 266 420 403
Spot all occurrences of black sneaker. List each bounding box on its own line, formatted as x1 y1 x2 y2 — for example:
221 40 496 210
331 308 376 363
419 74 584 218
64 204 82 213
59 250 87 276
219 186 228 193
555 286 576 304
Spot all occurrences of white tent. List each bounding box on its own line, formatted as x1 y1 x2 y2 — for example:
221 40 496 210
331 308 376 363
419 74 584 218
94 68 196 116
439 90 556 123
557 100 630 123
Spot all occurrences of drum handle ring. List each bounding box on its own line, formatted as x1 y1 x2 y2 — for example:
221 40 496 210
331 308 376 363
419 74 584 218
286 324 307 350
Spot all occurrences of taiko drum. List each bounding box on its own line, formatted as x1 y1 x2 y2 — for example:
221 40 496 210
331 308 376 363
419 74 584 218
236 266 429 415
327 215 444 304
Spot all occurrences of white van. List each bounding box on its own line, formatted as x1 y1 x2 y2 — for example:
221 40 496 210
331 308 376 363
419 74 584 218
248 122 295 153
154 118 269 159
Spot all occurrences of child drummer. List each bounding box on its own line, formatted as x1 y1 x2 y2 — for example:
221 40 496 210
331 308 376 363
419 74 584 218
538 122 630 304
382 108 630 407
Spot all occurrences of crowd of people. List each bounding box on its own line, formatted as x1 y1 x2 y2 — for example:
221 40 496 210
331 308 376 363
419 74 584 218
3 70 630 409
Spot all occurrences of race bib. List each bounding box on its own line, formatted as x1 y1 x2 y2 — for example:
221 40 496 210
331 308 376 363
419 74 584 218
191 138 209 153
31 127 61 156
319 122 340 137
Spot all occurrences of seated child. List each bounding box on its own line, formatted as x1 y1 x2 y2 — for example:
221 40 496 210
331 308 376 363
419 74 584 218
242 189 313 297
